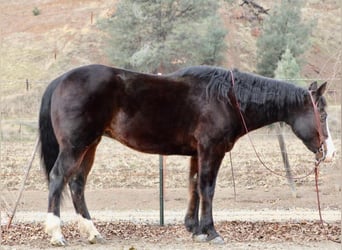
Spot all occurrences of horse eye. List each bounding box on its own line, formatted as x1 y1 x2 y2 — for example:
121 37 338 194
320 113 327 121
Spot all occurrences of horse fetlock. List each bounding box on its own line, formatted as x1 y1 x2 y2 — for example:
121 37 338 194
78 215 104 244
45 213 66 246
184 215 198 233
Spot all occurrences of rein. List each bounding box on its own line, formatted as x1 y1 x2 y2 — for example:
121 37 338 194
308 91 326 165
308 90 326 225
229 70 325 225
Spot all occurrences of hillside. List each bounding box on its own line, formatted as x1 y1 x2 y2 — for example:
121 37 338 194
0 0 340 118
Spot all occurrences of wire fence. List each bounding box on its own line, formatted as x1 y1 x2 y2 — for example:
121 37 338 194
0 76 340 191
0 79 341 231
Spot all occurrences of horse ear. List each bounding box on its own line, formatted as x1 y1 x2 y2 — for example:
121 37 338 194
308 81 318 91
317 81 327 96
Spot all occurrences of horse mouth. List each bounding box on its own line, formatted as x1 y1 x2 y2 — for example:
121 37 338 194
315 142 335 163
323 151 335 163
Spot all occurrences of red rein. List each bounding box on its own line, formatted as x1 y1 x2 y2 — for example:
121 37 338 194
314 165 323 225
309 90 325 226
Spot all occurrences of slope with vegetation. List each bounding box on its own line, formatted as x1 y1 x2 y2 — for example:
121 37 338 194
0 0 340 120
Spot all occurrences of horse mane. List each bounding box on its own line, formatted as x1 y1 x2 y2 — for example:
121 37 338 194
176 65 309 115
175 65 232 102
233 70 309 112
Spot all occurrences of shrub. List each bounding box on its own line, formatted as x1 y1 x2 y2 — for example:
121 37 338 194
32 7 41 16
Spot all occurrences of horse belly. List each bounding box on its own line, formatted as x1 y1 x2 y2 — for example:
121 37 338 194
105 110 196 155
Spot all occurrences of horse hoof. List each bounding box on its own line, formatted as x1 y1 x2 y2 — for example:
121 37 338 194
89 234 106 244
50 236 67 246
192 234 207 242
209 236 225 245
193 234 224 244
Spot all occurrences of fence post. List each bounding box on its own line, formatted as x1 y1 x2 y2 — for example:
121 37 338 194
159 155 164 226
156 72 165 226
26 79 29 91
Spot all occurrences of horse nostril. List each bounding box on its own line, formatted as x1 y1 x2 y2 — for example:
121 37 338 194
324 150 335 163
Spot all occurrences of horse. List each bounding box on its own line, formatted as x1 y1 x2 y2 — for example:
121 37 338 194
39 64 335 245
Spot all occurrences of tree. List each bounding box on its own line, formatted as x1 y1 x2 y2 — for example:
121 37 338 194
99 0 227 73
256 1 315 198
273 48 303 197
256 0 315 77
274 47 305 86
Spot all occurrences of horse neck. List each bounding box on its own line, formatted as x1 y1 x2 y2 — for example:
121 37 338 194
234 77 308 132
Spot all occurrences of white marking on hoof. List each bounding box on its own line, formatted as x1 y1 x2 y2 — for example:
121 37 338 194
192 234 208 242
78 214 104 244
45 213 66 246
209 236 225 244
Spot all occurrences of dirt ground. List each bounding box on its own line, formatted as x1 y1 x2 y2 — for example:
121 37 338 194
1 186 341 249
1 132 341 249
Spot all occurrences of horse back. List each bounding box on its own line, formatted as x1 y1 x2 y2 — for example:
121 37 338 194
46 64 239 157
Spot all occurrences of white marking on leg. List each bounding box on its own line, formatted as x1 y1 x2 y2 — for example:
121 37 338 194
324 120 335 162
45 213 66 246
78 214 103 244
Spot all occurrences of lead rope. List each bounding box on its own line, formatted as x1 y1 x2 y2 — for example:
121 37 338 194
314 165 323 225
229 70 324 225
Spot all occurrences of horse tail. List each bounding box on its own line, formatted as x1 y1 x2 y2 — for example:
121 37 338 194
39 78 60 182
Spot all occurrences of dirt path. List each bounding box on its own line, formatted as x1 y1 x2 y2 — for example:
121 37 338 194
1 187 341 249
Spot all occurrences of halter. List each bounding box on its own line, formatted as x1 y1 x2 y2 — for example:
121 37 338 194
308 90 326 166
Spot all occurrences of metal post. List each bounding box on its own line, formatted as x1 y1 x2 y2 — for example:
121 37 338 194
157 72 164 226
159 155 164 226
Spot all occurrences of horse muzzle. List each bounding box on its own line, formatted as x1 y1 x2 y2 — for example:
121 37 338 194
315 141 335 164
323 136 336 163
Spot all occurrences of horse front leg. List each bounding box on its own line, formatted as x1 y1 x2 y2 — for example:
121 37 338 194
193 145 225 244
68 143 105 244
185 156 200 233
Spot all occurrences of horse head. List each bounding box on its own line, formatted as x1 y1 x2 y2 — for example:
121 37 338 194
290 81 335 164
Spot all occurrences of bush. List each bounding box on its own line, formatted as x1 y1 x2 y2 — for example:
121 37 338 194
32 7 41 16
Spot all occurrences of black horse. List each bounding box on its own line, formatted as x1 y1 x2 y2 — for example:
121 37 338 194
39 64 335 245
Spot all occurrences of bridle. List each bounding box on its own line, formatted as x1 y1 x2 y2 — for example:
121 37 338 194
308 90 326 166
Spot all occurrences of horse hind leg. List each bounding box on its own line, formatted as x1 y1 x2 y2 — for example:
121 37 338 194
45 147 85 246
68 142 105 244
